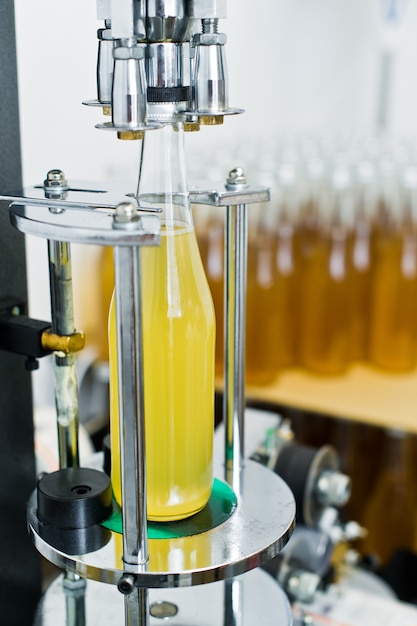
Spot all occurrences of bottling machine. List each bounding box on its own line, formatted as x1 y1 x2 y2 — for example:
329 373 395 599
0 1 298 624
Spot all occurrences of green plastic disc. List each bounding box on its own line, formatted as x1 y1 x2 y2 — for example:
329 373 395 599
102 479 237 539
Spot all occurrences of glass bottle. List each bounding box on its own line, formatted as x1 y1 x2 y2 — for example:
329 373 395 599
298 163 352 374
109 122 216 521
246 160 300 385
245 199 279 385
347 160 374 361
369 163 417 370
274 162 301 369
194 204 224 379
97 245 114 364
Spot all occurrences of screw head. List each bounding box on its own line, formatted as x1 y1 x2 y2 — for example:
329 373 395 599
227 167 246 186
44 169 68 189
117 574 136 595
113 201 140 228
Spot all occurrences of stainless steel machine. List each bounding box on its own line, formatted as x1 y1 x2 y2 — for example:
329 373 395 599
0 2 298 625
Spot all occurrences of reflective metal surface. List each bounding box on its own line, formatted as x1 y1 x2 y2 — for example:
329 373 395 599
34 567 292 626
28 460 295 588
1 178 268 211
8 203 160 247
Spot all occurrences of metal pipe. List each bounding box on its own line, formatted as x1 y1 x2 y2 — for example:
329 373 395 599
114 242 148 567
223 578 243 626
124 589 149 626
63 572 87 626
223 169 248 492
47 238 80 469
113 202 149 626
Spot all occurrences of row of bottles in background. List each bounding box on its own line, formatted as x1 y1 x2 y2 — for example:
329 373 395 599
192 134 417 382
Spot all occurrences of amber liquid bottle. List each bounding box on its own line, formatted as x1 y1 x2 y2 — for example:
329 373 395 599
245 161 300 385
246 202 281 385
347 161 374 361
298 164 352 374
273 162 300 370
368 166 417 371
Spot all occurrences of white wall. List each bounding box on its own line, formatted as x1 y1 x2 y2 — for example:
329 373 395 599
13 0 417 404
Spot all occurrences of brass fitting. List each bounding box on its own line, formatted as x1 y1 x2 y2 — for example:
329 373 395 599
41 330 86 355
199 115 224 126
184 122 200 132
117 130 144 141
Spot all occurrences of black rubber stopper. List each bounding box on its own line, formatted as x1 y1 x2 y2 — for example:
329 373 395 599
37 467 112 530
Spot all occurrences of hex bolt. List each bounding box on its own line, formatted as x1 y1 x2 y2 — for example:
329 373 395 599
315 470 351 508
44 169 68 190
227 167 246 187
63 573 87 598
117 573 136 595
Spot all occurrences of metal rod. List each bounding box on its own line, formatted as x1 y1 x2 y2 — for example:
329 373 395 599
223 202 247 493
223 578 243 626
114 243 148 567
124 589 149 626
47 239 80 469
63 572 86 626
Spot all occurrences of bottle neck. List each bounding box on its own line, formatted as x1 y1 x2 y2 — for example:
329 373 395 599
136 121 193 230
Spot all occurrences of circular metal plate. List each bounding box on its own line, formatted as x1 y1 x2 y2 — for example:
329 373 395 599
28 461 295 588
34 568 292 626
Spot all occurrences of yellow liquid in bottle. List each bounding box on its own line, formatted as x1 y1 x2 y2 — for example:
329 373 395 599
246 223 299 385
109 225 215 521
298 226 350 374
98 245 115 363
246 229 278 385
369 225 417 371
195 212 224 379
348 221 371 361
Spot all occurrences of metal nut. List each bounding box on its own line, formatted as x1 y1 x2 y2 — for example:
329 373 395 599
113 46 144 60
193 32 227 45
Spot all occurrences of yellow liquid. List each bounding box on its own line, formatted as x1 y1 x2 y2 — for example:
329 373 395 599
245 223 299 385
195 216 224 379
348 223 371 361
297 226 350 374
109 225 215 521
368 226 417 371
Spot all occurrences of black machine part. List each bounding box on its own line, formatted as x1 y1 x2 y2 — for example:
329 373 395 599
273 443 346 527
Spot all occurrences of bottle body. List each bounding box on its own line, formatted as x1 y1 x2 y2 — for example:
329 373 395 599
298 223 350 374
347 214 371 361
297 167 352 375
109 224 215 521
194 205 225 379
245 206 299 385
369 223 417 370
109 123 215 521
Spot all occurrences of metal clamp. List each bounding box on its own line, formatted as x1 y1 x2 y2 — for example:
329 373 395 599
41 329 85 355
